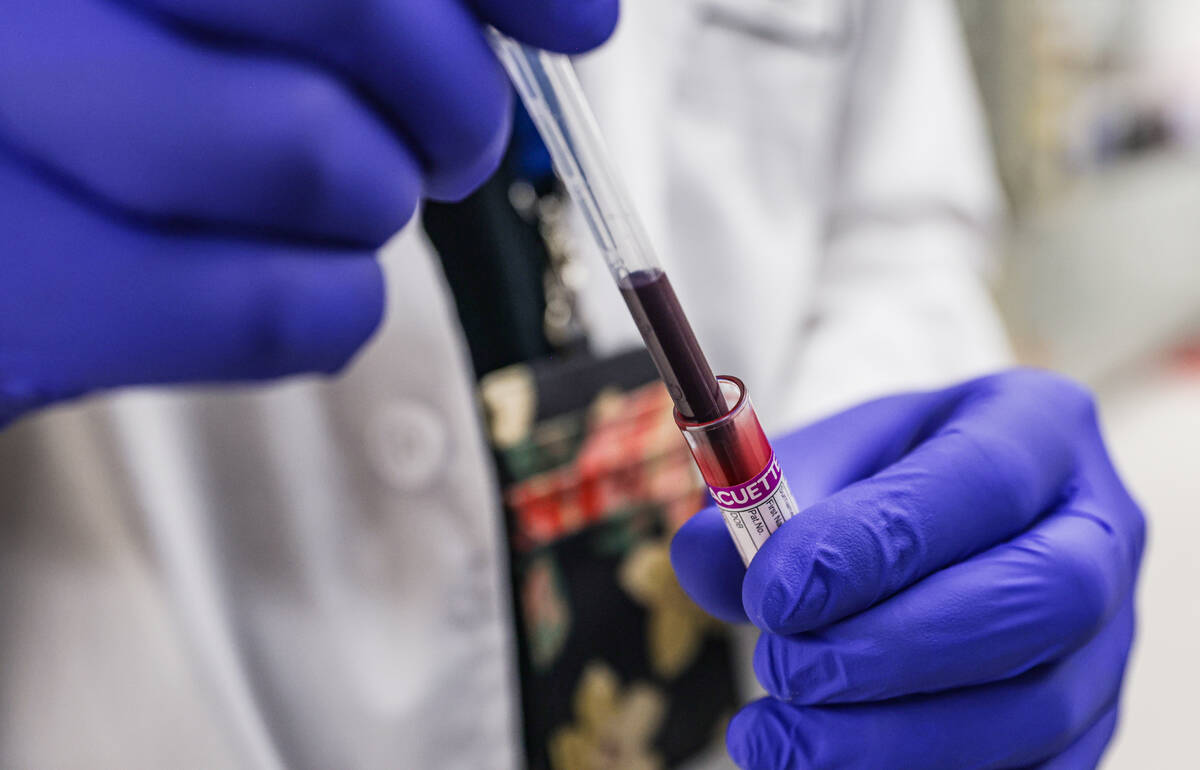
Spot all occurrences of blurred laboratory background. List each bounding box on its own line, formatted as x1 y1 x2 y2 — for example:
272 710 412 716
958 1 1200 766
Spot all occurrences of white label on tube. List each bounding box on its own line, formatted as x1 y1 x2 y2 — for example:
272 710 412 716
708 453 799 566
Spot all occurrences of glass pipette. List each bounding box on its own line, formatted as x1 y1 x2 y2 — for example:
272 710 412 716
489 33 798 565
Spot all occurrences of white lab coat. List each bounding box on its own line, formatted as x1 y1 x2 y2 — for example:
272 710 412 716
0 1 1010 768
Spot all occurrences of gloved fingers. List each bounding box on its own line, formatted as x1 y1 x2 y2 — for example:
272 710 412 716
0 145 383 415
744 369 1096 634
670 506 749 623
1020 704 1119 770
754 510 1139 704
1 0 422 245
672 390 968 624
124 0 515 201
468 0 621 54
728 602 1133 770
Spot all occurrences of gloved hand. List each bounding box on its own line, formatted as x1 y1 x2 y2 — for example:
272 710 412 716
671 368 1145 770
0 0 617 427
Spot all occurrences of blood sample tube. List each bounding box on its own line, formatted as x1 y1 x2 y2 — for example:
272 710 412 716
676 377 799 566
491 34 800 564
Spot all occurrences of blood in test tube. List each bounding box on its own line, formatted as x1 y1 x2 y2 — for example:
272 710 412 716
618 269 726 424
619 270 798 564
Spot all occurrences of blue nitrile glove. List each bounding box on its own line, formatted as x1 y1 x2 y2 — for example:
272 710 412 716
671 369 1145 770
0 0 618 427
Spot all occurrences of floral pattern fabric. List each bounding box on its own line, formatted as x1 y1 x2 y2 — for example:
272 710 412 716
488 371 740 770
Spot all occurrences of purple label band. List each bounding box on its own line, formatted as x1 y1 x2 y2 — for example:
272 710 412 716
708 453 783 512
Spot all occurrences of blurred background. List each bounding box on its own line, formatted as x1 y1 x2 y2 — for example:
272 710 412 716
958 1 1200 765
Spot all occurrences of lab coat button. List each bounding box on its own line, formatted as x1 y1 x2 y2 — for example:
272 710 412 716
367 400 448 491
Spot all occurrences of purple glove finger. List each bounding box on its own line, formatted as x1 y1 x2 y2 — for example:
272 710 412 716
769 389 963 509
728 602 1133 770
126 0 517 201
0 0 421 245
745 370 1095 634
0 142 382 423
125 0 619 201
754 503 1141 703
